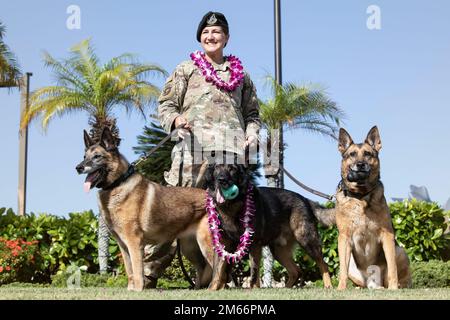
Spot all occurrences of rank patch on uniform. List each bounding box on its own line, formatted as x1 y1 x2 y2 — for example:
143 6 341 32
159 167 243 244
161 83 174 99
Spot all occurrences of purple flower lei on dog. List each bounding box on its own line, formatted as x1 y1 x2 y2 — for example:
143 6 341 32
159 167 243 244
206 184 255 264
190 50 244 92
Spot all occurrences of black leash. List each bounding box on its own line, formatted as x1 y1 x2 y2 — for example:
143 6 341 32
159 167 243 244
281 166 334 201
101 124 185 190
260 135 334 201
130 124 196 288
130 123 186 168
129 127 334 202
176 239 196 289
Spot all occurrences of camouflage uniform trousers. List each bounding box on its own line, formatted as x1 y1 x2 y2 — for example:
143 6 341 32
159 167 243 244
143 143 211 288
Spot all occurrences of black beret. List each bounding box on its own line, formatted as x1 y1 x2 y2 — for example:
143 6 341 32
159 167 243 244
196 11 229 42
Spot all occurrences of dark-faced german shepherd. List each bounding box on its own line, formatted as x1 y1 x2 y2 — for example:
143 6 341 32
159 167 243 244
203 162 334 290
76 128 213 291
336 126 411 289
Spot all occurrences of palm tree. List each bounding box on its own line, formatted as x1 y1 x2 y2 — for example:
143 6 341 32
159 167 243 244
20 38 167 273
133 119 175 184
259 74 345 286
21 38 167 139
260 75 344 184
0 21 22 88
260 74 344 137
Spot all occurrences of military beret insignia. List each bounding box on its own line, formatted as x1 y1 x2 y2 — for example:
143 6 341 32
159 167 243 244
207 14 217 25
196 11 229 42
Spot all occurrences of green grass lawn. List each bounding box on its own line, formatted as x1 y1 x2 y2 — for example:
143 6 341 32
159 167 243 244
1 285 449 300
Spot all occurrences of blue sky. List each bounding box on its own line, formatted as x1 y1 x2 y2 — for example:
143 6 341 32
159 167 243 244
1 0 449 216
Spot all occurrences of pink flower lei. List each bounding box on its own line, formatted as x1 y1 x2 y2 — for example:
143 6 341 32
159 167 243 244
205 184 256 264
190 50 244 92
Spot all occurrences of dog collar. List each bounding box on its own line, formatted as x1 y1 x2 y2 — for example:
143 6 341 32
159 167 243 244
102 165 135 191
338 180 380 199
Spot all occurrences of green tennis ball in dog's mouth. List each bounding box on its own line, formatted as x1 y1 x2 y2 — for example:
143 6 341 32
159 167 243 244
221 184 239 200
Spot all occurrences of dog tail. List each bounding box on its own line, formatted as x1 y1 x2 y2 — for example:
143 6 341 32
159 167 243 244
308 200 336 227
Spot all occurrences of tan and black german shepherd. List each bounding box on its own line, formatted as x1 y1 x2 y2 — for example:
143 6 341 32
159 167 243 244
336 126 412 289
76 128 213 291
203 162 334 290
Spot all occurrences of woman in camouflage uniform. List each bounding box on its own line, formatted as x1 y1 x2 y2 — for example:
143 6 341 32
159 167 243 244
144 11 261 288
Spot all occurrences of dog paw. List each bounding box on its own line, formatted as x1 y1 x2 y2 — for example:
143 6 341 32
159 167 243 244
337 282 347 290
388 285 399 290
129 286 144 292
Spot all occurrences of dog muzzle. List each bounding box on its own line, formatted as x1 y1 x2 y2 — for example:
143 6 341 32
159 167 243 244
347 170 370 183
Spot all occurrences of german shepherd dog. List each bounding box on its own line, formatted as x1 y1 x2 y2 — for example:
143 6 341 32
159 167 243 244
336 126 412 289
204 162 335 290
76 128 213 291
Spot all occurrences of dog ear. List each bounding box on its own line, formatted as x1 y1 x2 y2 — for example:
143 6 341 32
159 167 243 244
100 127 117 151
83 130 94 149
365 126 382 152
240 165 250 186
338 128 354 154
204 164 215 189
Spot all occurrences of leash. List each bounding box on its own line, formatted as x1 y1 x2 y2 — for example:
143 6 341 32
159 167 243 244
130 123 186 168
128 126 334 201
260 135 334 201
102 124 184 190
281 166 334 201
128 124 196 288
176 239 196 289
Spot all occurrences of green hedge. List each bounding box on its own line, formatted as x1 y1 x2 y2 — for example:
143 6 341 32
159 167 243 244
410 260 450 288
0 208 121 284
390 200 450 261
50 270 128 288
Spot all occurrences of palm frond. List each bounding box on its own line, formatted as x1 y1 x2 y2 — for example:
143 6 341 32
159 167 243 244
133 121 175 184
21 86 88 130
69 38 100 86
24 37 167 137
0 21 22 88
259 74 345 139
42 51 88 92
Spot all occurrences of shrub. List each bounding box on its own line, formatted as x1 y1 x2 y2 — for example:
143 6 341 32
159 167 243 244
390 199 450 262
157 253 194 289
0 238 40 284
0 208 122 283
411 260 450 288
51 270 128 288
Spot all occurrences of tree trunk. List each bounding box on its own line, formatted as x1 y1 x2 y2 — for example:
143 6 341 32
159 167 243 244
262 127 284 287
98 213 110 274
89 118 120 274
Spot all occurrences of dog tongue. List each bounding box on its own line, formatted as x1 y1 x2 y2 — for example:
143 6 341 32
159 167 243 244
83 182 92 193
216 189 225 204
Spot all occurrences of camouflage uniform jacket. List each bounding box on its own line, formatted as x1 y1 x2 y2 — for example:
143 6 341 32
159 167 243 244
157 59 261 154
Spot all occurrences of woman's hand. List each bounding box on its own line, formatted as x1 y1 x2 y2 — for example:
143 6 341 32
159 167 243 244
174 116 192 139
244 135 257 149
